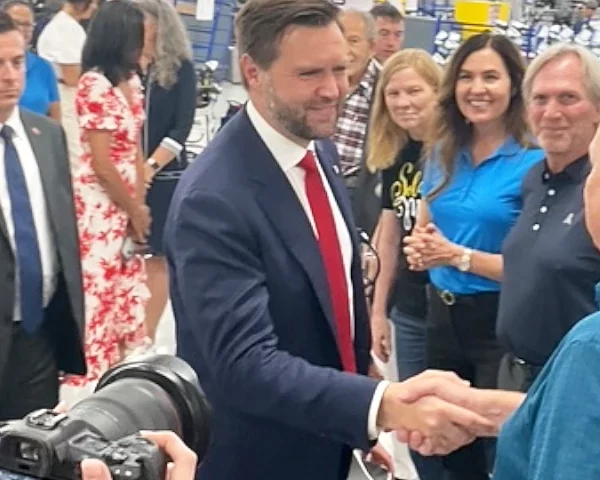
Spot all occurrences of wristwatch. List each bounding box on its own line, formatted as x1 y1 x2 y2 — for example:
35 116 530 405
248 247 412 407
147 157 160 172
456 248 473 272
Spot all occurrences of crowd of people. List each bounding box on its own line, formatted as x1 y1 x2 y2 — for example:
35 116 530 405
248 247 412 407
0 0 197 413
2 0 600 479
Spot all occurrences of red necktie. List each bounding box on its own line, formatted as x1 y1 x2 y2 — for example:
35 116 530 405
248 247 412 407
299 151 356 373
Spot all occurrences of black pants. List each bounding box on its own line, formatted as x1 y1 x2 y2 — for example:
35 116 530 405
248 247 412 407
0 324 59 421
426 289 504 480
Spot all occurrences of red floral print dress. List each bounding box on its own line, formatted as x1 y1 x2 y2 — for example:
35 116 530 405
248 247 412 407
64 70 149 387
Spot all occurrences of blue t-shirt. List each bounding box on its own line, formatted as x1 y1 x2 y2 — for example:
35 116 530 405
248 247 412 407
20 50 59 116
420 137 544 294
494 312 600 480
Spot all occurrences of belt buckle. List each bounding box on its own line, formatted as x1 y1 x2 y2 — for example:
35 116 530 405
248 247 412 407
440 290 456 306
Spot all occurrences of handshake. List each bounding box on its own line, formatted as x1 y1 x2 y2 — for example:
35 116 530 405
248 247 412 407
376 370 522 455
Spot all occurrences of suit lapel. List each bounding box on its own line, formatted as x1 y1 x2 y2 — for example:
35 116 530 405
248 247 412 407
236 113 338 338
20 111 59 214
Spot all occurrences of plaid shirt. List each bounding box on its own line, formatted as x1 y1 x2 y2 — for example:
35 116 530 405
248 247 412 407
333 59 379 186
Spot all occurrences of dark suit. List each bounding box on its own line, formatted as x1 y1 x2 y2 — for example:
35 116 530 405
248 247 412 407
0 109 85 420
164 109 379 480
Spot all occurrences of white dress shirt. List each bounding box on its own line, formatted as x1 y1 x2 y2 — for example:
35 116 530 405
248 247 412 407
0 107 58 321
246 101 387 440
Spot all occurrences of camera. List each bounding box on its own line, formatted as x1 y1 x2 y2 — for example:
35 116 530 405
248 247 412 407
0 355 212 480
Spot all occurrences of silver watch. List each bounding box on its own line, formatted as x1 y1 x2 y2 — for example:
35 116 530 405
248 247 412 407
457 248 473 272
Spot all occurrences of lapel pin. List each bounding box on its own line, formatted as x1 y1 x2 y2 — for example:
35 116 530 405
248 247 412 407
31 127 40 136
333 165 340 175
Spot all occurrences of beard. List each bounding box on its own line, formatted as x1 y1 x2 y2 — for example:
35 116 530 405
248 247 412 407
264 81 342 141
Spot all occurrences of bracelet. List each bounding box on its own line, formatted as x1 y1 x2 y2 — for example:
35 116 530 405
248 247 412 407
146 157 160 172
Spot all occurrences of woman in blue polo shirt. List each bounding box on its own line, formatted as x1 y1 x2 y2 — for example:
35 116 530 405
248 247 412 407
403 33 544 480
3 0 60 120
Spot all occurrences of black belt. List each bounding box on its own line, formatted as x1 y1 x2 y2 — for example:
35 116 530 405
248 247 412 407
434 288 499 306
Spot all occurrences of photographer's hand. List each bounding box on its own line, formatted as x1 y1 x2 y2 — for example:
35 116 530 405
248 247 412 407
80 459 112 480
140 431 198 480
79 431 197 480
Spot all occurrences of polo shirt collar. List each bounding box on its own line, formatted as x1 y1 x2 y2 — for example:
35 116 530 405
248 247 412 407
542 155 590 184
458 135 521 164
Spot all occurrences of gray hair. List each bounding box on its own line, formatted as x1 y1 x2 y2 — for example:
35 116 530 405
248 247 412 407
131 0 193 89
523 43 600 105
341 9 376 42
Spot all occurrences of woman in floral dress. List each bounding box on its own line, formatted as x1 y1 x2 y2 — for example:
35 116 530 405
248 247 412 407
61 0 151 397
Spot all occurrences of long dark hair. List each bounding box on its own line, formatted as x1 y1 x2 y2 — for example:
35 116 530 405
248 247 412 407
426 33 530 198
81 0 144 86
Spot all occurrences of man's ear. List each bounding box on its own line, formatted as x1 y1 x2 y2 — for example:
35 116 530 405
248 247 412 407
240 53 262 89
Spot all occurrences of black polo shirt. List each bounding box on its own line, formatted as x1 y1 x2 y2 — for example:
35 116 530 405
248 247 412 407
497 155 600 366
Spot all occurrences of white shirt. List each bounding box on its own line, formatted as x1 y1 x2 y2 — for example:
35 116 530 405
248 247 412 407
0 108 58 320
37 11 87 79
246 101 387 439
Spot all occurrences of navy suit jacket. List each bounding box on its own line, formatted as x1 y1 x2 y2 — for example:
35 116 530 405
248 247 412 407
164 109 379 480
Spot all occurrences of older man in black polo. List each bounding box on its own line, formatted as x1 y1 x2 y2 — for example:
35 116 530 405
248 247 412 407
497 43 600 392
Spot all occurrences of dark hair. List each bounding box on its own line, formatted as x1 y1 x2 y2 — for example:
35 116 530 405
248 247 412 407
66 0 94 9
0 0 34 14
0 9 17 34
426 33 530 198
81 0 144 86
370 2 403 22
235 0 340 72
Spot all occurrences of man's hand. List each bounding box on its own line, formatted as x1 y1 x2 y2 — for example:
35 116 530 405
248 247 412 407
364 442 395 475
370 313 392 363
377 371 498 455
394 379 525 455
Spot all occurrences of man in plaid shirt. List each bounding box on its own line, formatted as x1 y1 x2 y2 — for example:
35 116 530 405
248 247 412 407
334 9 380 234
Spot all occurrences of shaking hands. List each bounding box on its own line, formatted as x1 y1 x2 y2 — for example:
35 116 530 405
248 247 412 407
376 370 514 456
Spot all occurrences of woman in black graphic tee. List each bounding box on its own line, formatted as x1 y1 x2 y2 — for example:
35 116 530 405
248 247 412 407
367 50 442 480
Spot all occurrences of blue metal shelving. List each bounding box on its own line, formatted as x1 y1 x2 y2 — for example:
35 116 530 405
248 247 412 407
181 0 236 81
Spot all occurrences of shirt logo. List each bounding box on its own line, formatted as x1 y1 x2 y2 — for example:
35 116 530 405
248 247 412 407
563 213 574 225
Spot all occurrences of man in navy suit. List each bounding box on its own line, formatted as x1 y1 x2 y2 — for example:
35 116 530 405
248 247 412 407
164 1 495 478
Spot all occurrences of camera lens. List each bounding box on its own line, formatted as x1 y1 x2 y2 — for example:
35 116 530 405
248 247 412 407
67 355 211 461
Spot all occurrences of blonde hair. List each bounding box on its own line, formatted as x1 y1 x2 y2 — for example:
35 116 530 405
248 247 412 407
366 49 442 172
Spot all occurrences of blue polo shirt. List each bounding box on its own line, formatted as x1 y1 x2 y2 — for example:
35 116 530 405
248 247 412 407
20 50 59 116
493 312 600 480
421 137 544 295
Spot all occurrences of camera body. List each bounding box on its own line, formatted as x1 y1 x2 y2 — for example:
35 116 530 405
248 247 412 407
0 410 165 480
0 355 211 480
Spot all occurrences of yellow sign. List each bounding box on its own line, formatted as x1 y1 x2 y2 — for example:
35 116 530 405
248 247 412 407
454 1 511 38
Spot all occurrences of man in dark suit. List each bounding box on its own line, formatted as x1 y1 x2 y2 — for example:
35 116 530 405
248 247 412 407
0 11 85 420
164 1 495 479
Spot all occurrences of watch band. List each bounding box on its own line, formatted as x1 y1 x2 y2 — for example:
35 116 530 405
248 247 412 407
457 248 473 272
147 157 160 171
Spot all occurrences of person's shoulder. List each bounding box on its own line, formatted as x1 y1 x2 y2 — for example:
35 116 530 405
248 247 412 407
517 144 546 167
19 108 62 138
178 58 195 74
180 120 249 195
28 52 55 75
78 70 111 91
561 312 600 350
